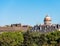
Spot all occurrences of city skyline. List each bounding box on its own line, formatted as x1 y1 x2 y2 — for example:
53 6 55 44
0 0 60 26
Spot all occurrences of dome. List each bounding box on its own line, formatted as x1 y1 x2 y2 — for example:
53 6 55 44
44 15 51 21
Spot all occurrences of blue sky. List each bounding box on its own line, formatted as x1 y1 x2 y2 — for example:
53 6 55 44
0 0 60 26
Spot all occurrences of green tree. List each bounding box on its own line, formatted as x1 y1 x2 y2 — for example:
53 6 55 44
0 32 24 46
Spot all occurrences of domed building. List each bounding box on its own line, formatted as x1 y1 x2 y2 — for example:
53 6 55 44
44 15 51 25
31 15 60 33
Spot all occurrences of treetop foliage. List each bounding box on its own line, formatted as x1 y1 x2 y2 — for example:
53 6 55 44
0 30 60 46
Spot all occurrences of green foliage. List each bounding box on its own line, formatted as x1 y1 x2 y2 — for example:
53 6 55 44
23 31 60 46
0 31 60 46
0 32 24 46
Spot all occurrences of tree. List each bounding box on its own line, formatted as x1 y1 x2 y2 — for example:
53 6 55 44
0 32 24 46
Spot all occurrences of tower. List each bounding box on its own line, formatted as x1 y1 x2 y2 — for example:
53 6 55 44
44 15 51 25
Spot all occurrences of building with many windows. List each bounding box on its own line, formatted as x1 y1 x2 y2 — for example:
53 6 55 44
31 15 60 32
0 15 60 32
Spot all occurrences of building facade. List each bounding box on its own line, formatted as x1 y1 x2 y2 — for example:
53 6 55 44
31 15 60 32
0 15 60 32
0 24 32 32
